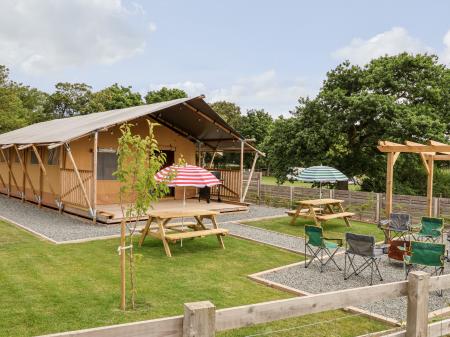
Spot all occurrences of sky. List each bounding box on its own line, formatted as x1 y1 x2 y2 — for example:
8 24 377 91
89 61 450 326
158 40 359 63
1 0 449 116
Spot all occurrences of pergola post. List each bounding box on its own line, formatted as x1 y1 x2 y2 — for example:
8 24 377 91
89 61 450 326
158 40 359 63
426 155 434 217
385 152 399 216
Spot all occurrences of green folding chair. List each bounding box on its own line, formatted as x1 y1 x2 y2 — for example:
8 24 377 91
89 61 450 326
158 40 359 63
413 217 444 242
403 241 445 295
304 225 342 272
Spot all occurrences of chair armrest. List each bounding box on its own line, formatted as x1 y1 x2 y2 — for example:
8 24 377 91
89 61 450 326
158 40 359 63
408 224 421 232
378 219 390 228
323 237 343 245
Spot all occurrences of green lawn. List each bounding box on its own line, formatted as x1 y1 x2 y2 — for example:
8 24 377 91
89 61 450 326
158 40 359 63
243 217 385 243
0 220 390 337
262 176 361 191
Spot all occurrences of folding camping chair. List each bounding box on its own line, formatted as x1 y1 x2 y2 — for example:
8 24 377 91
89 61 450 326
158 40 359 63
344 233 384 285
412 217 444 242
378 212 412 242
304 225 342 273
403 241 445 295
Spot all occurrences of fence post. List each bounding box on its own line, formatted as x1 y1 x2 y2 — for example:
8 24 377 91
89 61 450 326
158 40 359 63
183 301 216 337
376 193 381 223
406 271 430 337
290 186 293 208
257 172 261 205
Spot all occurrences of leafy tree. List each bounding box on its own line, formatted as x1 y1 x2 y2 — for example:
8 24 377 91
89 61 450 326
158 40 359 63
210 101 242 129
266 53 450 195
45 82 93 118
144 87 187 104
239 109 273 168
240 109 273 145
0 65 48 133
89 83 142 111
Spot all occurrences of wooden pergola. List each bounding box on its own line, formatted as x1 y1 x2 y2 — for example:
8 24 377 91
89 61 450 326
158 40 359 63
378 140 450 217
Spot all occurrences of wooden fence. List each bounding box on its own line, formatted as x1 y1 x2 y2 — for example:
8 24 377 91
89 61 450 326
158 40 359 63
245 173 450 223
60 169 93 208
37 271 450 337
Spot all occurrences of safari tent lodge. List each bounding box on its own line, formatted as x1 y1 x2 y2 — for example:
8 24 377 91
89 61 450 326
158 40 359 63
0 96 262 223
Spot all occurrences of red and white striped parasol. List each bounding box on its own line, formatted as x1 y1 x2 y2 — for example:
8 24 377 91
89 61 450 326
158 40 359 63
155 164 221 188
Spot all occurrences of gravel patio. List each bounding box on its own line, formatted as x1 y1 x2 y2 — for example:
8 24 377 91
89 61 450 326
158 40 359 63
261 253 450 323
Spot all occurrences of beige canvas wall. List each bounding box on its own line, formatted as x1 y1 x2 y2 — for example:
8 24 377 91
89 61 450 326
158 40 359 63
0 116 196 209
68 116 196 205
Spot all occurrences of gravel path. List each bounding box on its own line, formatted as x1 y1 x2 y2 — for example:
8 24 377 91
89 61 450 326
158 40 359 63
261 254 450 322
220 222 307 253
0 194 287 243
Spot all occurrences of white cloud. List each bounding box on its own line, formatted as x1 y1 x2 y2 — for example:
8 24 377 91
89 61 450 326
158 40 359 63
0 0 154 74
442 30 450 65
332 27 433 65
148 22 157 33
148 70 311 116
209 70 310 115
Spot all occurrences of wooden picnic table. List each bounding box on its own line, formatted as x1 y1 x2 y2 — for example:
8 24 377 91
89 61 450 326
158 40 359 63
287 198 354 227
138 209 229 257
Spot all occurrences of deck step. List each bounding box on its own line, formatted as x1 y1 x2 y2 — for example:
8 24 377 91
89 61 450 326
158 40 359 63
316 212 355 221
165 228 229 241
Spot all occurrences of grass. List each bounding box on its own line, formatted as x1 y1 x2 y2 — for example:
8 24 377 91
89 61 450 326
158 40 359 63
243 217 385 243
262 176 361 191
0 220 390 337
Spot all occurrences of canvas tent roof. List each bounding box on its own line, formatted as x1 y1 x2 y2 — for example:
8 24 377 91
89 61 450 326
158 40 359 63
0 96 261 154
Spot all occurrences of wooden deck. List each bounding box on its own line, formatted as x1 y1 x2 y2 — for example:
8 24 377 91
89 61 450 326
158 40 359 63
96 199 248 223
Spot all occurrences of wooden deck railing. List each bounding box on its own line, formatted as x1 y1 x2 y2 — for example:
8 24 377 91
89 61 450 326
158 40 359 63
37 271 450 337
207 169 241 201
61 169 93 208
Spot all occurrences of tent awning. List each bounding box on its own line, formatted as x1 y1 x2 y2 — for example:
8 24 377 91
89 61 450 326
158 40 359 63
0 95 262 155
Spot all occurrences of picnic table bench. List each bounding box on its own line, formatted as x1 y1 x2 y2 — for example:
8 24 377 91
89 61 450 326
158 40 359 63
288 198 354 226
138 209 229 257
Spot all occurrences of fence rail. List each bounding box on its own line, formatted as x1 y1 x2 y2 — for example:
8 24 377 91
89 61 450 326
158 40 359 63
60 169 93 208
37 272 450 337
245 174 450 222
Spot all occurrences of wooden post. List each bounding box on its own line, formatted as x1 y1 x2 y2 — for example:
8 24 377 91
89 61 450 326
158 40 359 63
385 152 398 217
183 301 215 337
406 271 429 337
65 143 94 216
242 152 259 202
376 193 381 223
426 156 434 217
92 132 98 223
239 140 244 202
120 220 126 310
14 145 36 201
209 152 216 168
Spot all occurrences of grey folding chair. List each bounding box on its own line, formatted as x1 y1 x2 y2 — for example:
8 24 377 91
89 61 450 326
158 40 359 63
344 233 384 285
378 212 411 242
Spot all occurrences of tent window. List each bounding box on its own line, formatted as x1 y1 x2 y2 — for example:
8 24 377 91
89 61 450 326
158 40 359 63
48 148 59 165
97 151 117 180
30 151 39 165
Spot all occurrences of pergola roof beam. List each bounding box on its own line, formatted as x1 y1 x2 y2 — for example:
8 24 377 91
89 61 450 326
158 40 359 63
378 140 450 153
